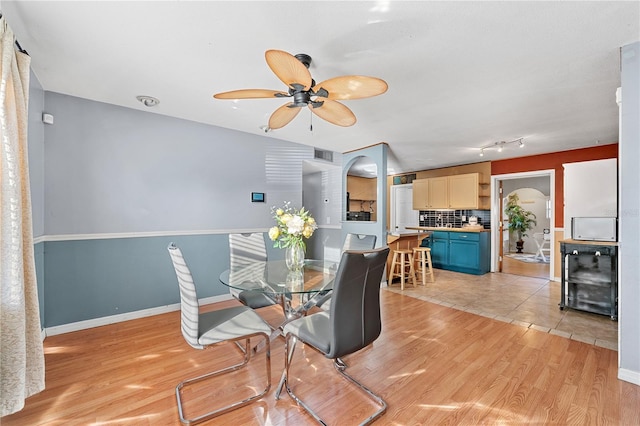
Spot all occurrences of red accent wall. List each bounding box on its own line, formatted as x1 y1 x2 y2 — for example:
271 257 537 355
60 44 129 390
491 144 618 227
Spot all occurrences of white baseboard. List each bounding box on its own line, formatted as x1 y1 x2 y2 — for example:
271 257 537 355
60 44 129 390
44 294 234 336
618 368 640 386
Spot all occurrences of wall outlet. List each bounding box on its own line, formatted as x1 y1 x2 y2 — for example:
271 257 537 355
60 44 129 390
419 215 424 221
462 215 466 221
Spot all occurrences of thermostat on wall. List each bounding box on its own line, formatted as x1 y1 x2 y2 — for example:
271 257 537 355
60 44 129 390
251 192 265 203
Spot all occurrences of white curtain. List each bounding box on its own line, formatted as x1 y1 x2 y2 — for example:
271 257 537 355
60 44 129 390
0 16 45 416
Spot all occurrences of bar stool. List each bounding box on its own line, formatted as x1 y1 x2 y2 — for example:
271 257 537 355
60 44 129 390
412 247 435 285
388 249 416 290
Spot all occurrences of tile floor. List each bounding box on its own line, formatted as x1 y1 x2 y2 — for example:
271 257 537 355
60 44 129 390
385 269 618 351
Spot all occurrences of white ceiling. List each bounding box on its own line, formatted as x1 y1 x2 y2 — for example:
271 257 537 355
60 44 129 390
3 1 638 175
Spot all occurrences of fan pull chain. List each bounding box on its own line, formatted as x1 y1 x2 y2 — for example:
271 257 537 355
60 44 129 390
309 109 313 133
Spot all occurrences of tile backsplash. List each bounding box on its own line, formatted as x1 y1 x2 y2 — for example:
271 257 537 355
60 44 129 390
419 210 491 229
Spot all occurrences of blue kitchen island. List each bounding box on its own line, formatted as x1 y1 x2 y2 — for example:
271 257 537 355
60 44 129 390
407 226 491 275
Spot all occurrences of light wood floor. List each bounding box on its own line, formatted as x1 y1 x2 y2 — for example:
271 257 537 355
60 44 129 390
3 289 638 425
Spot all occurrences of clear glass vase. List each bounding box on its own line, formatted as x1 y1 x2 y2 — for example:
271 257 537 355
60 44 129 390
285 243 305 271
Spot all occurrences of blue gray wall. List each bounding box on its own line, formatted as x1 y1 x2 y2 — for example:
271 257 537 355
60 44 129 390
43 93 310 235
619 41 640 382
341 144 388 253
28 70 45 328
303 162 343 261
34 92 341 327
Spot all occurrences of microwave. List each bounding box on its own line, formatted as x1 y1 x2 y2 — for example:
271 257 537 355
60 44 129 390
571 217 617 242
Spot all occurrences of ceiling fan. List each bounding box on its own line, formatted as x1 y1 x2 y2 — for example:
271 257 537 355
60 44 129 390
213 50 388 130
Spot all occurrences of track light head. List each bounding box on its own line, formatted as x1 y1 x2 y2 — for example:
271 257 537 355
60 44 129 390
478 138 525 156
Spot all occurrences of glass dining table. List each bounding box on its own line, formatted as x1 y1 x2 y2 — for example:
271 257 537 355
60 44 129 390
220 258 339 397
219 258 338 327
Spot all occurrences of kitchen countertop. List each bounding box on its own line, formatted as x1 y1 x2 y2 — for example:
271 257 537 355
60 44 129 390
386 231 430 244
405 226 490 233
387 231 429 236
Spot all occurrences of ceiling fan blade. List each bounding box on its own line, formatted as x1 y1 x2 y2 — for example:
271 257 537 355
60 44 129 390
314 76 388 100
268 102 302 129
309 99 356 127
265 50 312 91
213 89 288 99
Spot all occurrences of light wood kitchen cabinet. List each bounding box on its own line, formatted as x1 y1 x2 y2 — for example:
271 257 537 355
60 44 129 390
412 179 429 209
449 173 479 209
347 176 376 201
412 173 488 210
412 176 448 209
347 175 377 220
428 177 448 208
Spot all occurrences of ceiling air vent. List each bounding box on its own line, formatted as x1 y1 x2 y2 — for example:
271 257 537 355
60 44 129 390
314 149 333 162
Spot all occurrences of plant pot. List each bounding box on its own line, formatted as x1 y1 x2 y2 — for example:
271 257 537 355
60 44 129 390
516 240 524 254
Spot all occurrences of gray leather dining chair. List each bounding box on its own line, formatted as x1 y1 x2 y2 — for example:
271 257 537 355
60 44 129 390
343 233 377 251
277 246 390 425
229 233 277 309
314 233 377 310
167 243 271 425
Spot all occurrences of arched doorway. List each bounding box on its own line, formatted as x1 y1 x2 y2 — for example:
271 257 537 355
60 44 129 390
491 170 555 280
502 186 551 279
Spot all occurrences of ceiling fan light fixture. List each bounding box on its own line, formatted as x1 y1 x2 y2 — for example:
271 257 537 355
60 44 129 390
213 49 387 129
292 91 311 107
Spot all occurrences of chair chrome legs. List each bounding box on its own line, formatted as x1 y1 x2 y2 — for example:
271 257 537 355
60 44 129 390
278 334 387 425
274 335 297 400
333 357 388 425
175 333 271 425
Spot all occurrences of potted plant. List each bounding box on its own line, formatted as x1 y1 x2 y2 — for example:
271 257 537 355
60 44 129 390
505 193 537 253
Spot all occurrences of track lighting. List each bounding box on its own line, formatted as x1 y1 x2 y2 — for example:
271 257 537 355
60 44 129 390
478 138 524 157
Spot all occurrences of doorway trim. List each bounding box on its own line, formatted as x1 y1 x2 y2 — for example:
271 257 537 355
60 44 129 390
390 183 417 234
490 169 555 281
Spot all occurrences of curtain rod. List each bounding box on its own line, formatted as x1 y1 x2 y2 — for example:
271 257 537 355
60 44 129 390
0 12 29 55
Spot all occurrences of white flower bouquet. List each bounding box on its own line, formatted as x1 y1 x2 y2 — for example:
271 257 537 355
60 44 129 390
268 201 318 251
